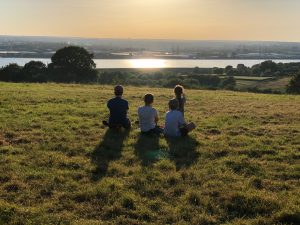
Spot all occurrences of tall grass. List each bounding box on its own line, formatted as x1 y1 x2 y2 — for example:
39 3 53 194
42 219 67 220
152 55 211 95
0 82 299 224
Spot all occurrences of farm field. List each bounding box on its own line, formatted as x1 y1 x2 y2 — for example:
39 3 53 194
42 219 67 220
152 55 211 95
219 76 273 81
234 76 292 92
0 82 299 224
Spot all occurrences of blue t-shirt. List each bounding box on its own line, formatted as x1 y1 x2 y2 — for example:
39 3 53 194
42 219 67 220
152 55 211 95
107 97 129 124
164 110 185 137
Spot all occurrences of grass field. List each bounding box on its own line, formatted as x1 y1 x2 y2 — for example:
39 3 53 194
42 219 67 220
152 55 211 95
0 82 300 225
255 77 292 92
235 77 291 92
219 76 274 81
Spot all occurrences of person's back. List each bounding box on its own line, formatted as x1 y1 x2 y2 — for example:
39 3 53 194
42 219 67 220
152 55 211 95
174 85 186 117
164 109 185 137
103 85 131 129
177 96 186 115
138 106 157 132
138 94 162 135
107 97 128 124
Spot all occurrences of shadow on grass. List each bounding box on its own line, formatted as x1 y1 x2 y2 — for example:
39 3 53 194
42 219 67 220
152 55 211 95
134 134 164 166
91 129 129 181
166 136 200 170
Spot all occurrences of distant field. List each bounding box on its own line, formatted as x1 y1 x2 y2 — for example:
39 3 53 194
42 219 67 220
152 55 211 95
255 77 292 91
234 76 291 92
0 82 299 224
219 76 274 81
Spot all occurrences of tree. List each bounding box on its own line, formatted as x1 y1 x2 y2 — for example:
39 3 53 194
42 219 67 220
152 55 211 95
0 63 23 82
222 76 236 90
225 65 234 76
48 46 97 82
22 61 47 82
212 67 224 75
260 60 278 75
236 64 251 76
287 73 300 94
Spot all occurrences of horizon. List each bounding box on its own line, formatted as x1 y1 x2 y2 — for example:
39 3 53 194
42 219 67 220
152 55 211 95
1 0 300 42
1 34 300 44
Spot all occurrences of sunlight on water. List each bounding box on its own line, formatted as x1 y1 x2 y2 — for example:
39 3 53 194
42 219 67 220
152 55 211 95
130 59 167 68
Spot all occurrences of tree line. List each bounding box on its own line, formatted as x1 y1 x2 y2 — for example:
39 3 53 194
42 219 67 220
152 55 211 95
211 60 300 77
0 46 299 94
0 46 97 83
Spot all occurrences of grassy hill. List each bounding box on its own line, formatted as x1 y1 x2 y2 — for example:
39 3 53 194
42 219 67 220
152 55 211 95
0 82 299 225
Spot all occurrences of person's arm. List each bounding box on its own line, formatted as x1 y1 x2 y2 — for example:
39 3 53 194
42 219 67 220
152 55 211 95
137 107 141 120
154 109 159 125
178 112 186 126
182 95 186 104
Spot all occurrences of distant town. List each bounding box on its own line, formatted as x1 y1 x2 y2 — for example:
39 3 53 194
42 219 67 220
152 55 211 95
1 35 300 59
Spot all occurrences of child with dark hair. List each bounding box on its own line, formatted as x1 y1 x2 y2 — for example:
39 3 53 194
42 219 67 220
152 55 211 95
138 94 163 135
164 99 195 137
174 85 186 117
103 85 131 129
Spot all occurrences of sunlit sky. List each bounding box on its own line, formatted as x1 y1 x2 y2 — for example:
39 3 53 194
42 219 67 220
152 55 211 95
1 0 300 42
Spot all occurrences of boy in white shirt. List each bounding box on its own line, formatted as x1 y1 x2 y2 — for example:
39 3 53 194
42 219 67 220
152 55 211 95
164 99 195 137
138 94 163 135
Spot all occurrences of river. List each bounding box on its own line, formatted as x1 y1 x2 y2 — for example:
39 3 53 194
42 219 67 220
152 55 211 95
0 58 300 69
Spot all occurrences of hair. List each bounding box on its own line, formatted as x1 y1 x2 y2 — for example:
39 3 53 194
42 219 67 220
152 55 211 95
114 85 123 96
144 93 154 105
174 85 184 97
168 99 179 110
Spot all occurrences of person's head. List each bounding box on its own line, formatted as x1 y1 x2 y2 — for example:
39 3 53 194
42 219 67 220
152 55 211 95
168 98 179 111
174 85 184 97
114 85 124 97
144 93 154 106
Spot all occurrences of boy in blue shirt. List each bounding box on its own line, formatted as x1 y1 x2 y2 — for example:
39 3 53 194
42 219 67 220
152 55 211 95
164 99 195 137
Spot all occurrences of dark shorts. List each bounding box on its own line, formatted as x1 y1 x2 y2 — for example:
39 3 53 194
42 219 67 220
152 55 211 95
180 127 189 136
141 126 163 135
108 119 131 130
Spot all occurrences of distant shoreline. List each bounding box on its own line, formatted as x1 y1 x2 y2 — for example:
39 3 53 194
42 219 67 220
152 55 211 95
1 55 300 60
1 58 300 69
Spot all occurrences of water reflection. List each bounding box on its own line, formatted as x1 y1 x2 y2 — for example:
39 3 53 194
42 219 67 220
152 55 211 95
1 58 300 69
130 59 167 68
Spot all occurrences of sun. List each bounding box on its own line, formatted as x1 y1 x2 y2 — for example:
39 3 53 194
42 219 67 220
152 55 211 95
130 59 167 68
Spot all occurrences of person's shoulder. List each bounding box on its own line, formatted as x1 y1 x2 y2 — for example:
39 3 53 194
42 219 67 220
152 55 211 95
107 97 114 105
121 98 129 104
138 105 144 111
165 110 172 116
108 97 116 102
175 110 183 116
150 106 157 112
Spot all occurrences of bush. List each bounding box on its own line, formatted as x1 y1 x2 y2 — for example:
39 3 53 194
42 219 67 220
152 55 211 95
287 73 300 94
190 74 221 87
222 76 236 90
22 61 47 82
0 63 23 82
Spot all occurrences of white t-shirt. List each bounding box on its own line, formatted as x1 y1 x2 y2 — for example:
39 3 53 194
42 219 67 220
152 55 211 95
138 106 158 132
164 110 185 137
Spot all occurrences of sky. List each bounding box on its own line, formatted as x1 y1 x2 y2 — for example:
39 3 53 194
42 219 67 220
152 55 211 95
1 0 300 42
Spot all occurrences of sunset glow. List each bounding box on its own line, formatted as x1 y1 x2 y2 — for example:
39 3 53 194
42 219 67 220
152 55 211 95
1 0 300 41
130 59 167 69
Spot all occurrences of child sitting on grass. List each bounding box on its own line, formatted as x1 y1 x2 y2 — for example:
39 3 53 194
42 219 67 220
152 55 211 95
103 85 131 130
138 94 163 135
174 85 186 117
164 99 195 137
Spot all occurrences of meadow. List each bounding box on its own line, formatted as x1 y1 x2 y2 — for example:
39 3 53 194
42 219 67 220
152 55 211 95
0 82 299 225
233 76 291 93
